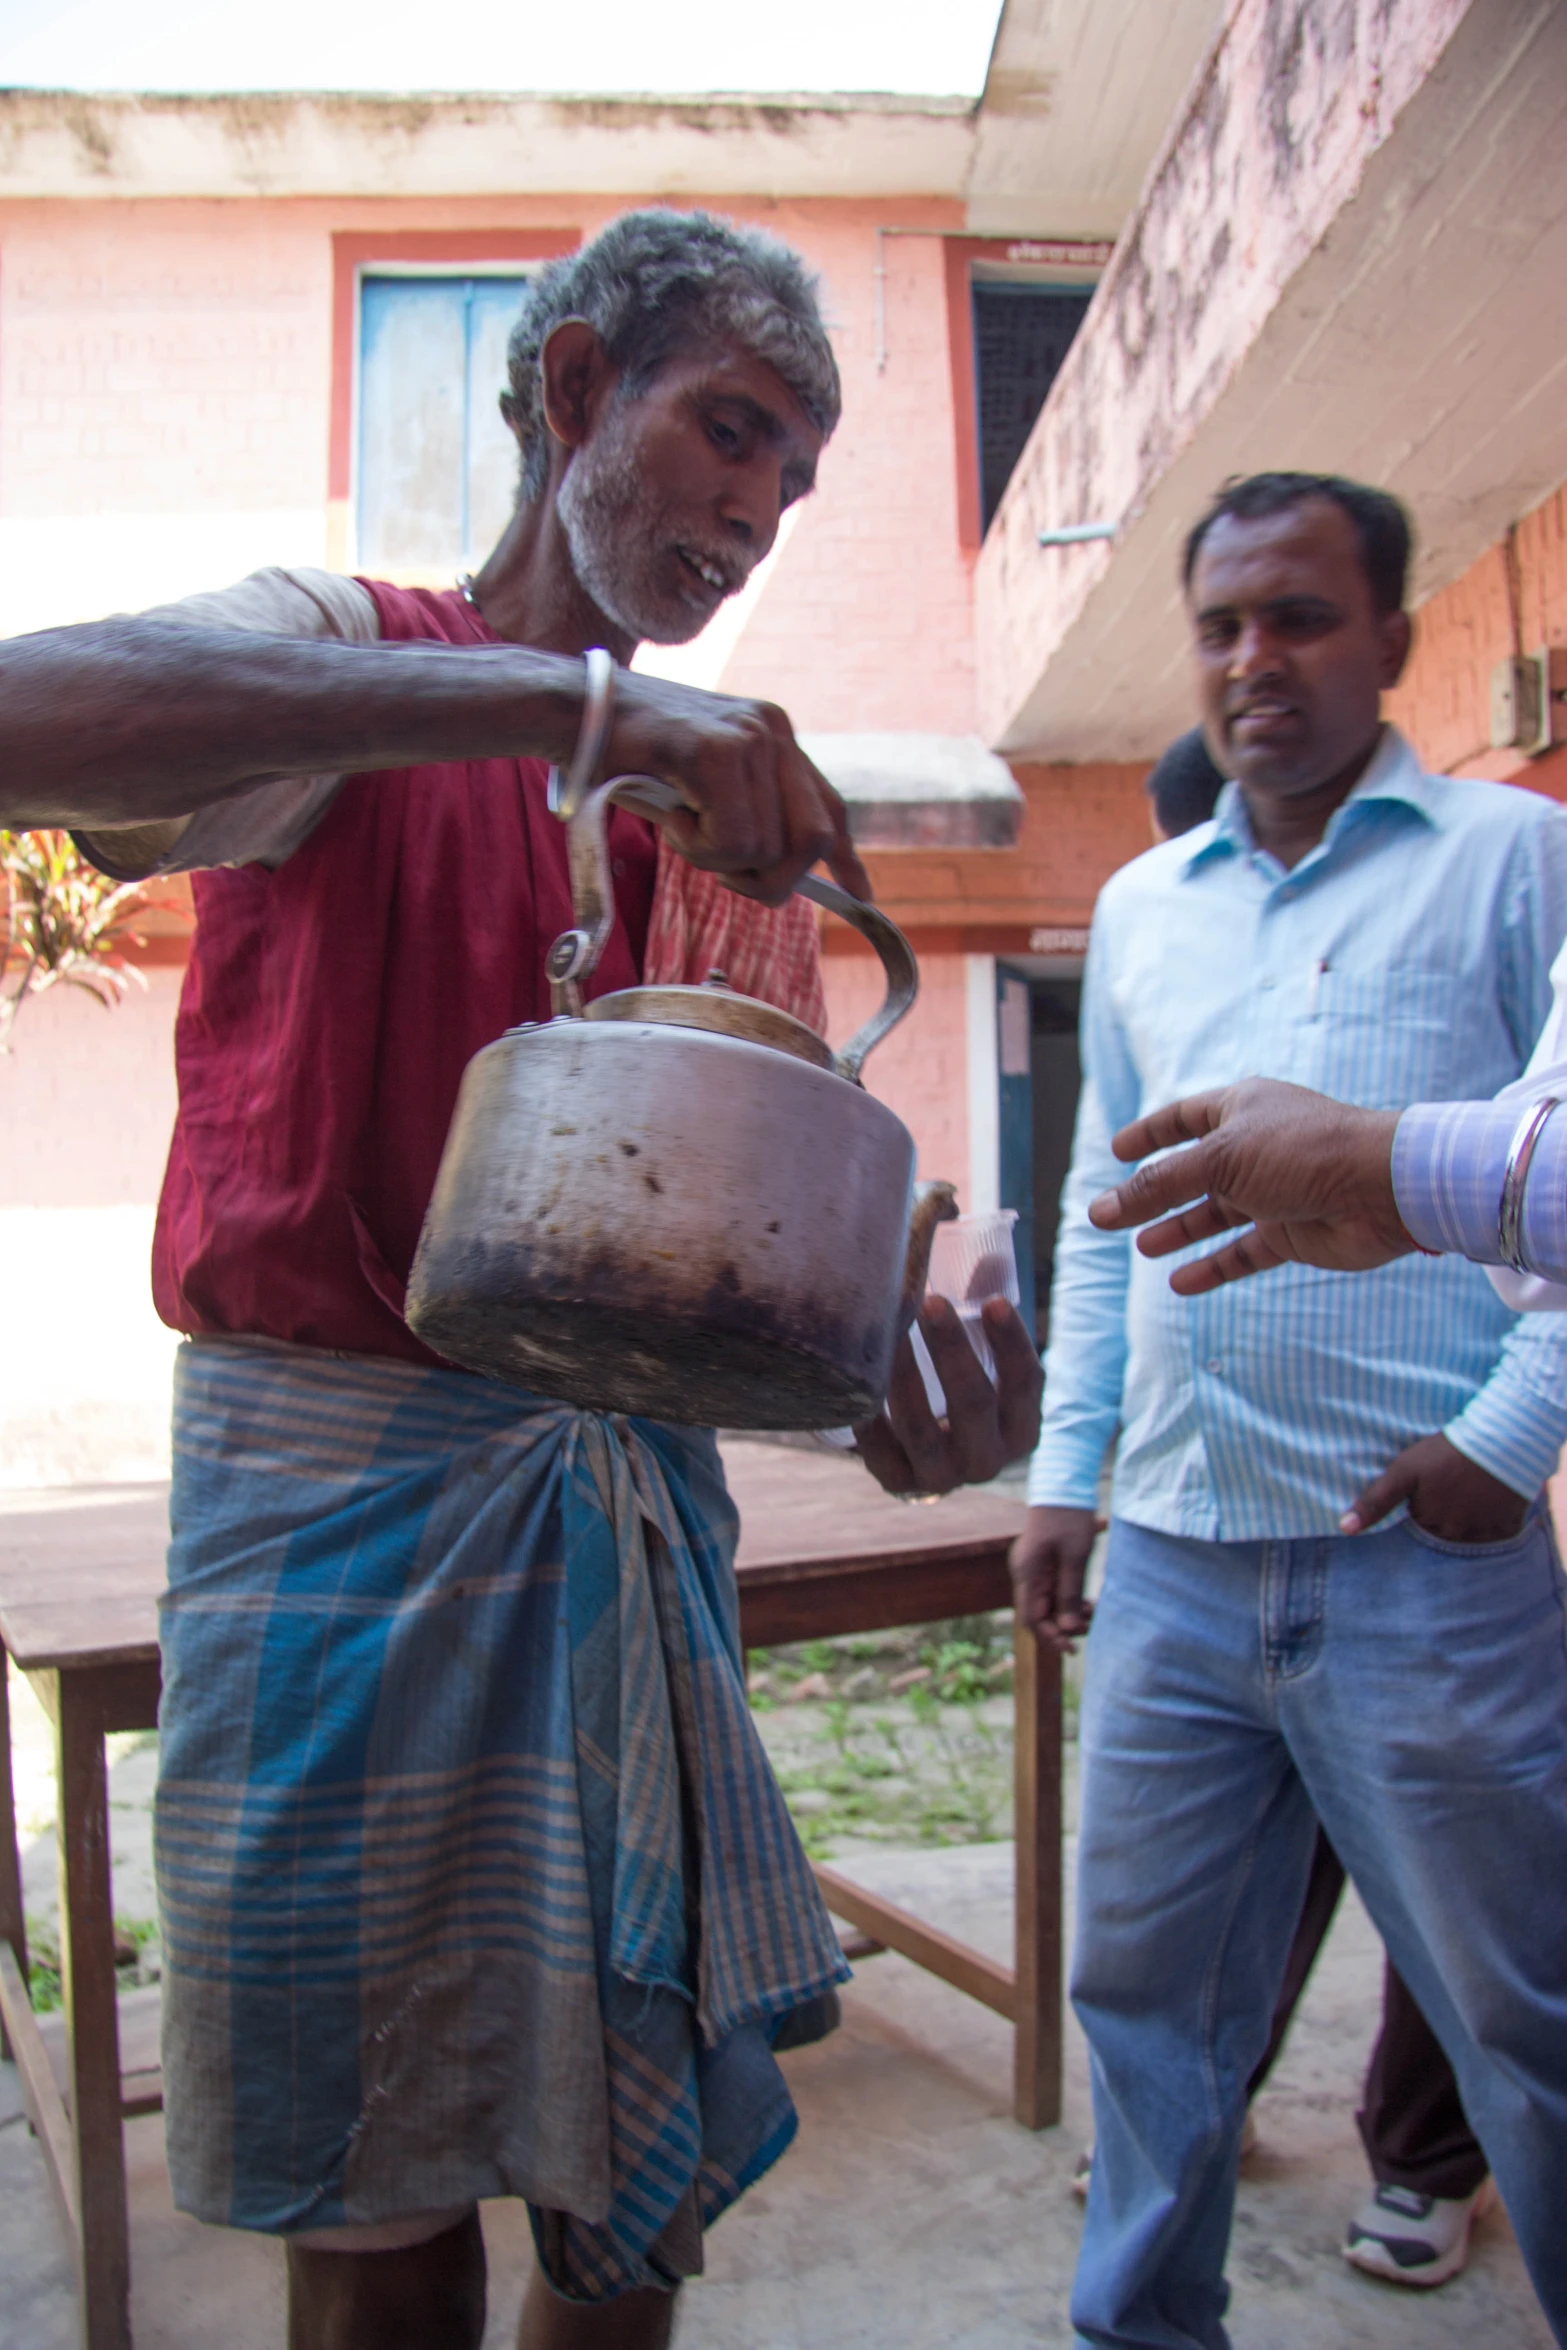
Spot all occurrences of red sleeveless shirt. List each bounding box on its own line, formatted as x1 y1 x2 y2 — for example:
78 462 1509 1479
151 582 659 1364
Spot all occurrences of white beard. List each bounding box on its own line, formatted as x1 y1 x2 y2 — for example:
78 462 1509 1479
556 410 735 647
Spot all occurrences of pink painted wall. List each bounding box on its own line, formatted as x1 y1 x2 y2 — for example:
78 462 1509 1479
1387 481 1567 790
0 191 978 729
714 203 978 732
0 968 180 1208
0 973 185 1486
1 200 333 518
822 937 970 1198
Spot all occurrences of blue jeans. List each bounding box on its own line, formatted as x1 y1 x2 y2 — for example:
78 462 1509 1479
1071 1512 1567 2349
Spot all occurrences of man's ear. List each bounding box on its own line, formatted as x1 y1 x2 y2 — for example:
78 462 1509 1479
1378 606 1413 690
540 318 614 455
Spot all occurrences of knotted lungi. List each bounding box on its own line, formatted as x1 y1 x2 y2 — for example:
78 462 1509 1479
155 1335 846 2298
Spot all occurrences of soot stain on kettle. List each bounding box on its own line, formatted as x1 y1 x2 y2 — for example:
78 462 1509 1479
408 1222 896 1426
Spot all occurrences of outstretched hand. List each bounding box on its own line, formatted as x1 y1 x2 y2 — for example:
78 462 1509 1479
1086 1077 1414 1294
854 1297 1043 1497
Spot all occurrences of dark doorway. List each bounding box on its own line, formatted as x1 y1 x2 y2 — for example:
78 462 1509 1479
1030 980 1083 1343
995 966 1085 1345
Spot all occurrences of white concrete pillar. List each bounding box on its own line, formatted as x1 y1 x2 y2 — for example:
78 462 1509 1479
964 952 999 1214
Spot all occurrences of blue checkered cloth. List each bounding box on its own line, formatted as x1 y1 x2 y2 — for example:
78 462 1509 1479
155 1335 847 2299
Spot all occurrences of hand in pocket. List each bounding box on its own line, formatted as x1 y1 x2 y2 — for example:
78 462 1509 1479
1341 1431 1530 1545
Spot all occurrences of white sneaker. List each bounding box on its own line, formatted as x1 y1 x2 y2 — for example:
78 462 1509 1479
1343 2179 1493 2288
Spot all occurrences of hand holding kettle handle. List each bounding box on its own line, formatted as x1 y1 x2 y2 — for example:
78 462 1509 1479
547 770 921 1083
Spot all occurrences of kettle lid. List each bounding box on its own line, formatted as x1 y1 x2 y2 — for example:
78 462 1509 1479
581 979 837 1072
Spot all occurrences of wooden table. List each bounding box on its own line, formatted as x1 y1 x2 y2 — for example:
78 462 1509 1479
723 1442 1059 2133
0 1488 168 2350
0 1455 1055 2350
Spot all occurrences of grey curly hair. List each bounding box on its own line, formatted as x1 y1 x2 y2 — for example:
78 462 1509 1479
502 208 842 501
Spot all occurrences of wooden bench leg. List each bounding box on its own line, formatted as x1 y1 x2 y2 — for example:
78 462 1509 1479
0 1654 29 2061
56 1670 133 2350
1012 1622 1062 2129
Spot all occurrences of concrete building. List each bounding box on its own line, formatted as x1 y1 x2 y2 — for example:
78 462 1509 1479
2 0 1565 1478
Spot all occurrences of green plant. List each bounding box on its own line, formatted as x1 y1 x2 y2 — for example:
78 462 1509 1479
920 1638 992 1703
24 1917 62 2013
20 1913 158 2012
0 828 186 1049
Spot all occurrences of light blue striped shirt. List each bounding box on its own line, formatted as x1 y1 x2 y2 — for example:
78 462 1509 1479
1028 728 1567 1537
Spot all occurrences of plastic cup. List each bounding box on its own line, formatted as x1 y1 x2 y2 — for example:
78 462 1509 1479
817 1209 1022 1439
925 1209 1020 1381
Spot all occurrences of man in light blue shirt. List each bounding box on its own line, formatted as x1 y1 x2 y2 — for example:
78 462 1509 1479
1015 471 1567 2349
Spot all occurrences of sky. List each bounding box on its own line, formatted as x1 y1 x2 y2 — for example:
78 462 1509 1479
0 0 1005 98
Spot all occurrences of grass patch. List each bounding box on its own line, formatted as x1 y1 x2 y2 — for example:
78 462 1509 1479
22 1914 159 2014
749 1615 1031 1856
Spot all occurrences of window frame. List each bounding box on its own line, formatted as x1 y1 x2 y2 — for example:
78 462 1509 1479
942 237 1109 553
328 230 579 574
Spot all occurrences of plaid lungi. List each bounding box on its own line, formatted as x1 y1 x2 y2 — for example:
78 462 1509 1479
155 1334 846 2298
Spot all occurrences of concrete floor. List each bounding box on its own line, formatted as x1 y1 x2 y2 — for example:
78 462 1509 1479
0 1840 1549 2350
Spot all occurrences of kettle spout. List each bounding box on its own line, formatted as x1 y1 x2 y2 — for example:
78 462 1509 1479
897 1180 960 1338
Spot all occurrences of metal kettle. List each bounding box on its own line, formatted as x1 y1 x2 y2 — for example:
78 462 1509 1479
404 770 955 1427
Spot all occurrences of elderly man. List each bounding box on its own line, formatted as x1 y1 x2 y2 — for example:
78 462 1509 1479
1012 469 1567 2349
3 209 1040 2350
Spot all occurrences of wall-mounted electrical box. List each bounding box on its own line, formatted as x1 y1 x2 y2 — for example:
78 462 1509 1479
1491 647 1567 756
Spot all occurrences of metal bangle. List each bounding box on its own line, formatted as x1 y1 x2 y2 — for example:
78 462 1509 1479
546 647 617 820
1498 1095 1561 1273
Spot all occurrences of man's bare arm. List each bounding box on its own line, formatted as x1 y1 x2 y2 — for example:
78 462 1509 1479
0 618 869 902
1085 1077 1410 1293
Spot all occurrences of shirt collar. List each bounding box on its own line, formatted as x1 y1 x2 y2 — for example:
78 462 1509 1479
1180 726 1437 877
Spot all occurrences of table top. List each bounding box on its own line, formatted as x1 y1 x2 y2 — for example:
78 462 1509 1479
0 1450 1025 1675
0 1485 171 1673
722 1441 1024 1573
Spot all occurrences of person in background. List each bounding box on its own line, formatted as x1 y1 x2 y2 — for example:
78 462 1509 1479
3 209 1042 2350
1086 715 1491 2286
1011 470 1567 2349
1145 725 1225 842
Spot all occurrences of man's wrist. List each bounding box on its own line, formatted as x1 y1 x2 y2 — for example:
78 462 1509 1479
508 650 604 770
1392 1101 1529 1265
1499 1096 1564 1272
1443 1398 1562 1508
1025 1456 1102 1512
546 648 617 816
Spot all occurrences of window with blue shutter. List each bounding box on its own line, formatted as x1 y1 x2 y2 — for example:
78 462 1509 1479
357 274 531 574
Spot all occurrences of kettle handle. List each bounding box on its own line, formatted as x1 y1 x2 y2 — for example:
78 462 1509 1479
793 873 919 1085
546 773 920 1082
543 772 692 1016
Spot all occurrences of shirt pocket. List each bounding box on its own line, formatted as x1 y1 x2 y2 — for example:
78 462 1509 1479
1299 967 1461 1108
